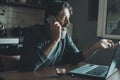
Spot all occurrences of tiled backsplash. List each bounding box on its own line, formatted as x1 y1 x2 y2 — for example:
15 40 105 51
0 5 45 29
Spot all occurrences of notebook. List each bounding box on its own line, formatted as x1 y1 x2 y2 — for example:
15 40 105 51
69 42 120 79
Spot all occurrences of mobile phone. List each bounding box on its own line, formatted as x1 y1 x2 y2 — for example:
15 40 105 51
47 15 56 24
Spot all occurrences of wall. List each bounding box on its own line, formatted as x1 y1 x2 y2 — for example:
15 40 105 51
68 0 98 50
0 5 45 36
0 5 45 28
68 0 112 65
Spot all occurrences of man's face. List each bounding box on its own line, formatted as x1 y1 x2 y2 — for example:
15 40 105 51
56 8 70 27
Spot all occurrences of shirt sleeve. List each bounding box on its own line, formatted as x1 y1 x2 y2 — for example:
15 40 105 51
63 32 85 64
18 25 48 71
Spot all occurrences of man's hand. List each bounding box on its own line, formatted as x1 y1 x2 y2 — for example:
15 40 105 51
94 39 115 50
44 21 62 58
50 21 62 42
83 39 115 59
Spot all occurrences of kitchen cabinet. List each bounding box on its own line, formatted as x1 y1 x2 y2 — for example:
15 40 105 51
0 0 68 9
0 0 44 9
0 38 23 55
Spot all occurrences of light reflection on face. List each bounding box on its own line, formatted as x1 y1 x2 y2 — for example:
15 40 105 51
56 8 70 27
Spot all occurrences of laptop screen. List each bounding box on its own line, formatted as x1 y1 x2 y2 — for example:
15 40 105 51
69 42 120 79
106 43 120 78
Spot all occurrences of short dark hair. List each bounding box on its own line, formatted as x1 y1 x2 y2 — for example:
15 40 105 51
45 1 73 18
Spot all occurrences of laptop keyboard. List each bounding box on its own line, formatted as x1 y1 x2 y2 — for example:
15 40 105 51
86 66 108 76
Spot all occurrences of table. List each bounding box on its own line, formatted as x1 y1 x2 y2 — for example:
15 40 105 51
0 62 120 80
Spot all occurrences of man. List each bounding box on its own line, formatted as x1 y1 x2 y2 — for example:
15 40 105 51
18 1 114 71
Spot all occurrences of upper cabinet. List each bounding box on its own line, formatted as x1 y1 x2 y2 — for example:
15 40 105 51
0 0 44 9
0 0 68 9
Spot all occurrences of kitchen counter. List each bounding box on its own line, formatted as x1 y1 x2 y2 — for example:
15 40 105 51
0 38 19 44
0 38 23 55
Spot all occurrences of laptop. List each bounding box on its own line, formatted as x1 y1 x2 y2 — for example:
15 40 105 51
69 42 120 79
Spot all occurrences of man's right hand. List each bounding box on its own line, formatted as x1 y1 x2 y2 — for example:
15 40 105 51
50 21 62 42
44 21 62 57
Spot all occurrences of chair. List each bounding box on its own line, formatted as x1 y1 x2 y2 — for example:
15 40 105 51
0 55 20 71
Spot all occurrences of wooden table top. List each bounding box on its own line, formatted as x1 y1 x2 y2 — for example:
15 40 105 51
0 62 120 80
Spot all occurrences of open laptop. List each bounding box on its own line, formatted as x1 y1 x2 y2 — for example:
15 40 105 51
69 42 120 79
